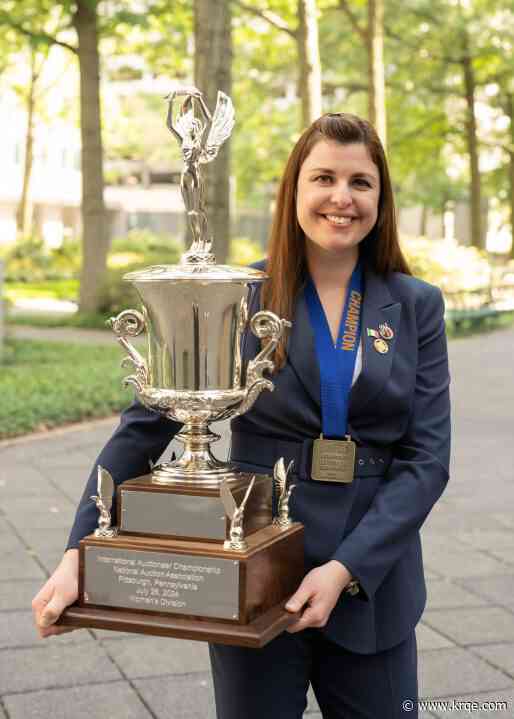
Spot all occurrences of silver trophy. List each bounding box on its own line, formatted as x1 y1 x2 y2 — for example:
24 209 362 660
60 87 305 647
108 87 290 485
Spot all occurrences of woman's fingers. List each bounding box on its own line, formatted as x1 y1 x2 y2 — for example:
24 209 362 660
39 590 70 628
285 577 313 614
286 599 328 633
38 624 77 639
32 552 80 638
31 580 53 626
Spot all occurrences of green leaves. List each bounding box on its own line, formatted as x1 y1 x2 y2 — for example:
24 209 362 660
0 340 130 439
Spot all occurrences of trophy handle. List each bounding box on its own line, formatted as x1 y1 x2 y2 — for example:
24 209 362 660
108 309 149 392
234 311 291 417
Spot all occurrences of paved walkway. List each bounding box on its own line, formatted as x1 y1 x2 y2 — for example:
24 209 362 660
1 327 514 718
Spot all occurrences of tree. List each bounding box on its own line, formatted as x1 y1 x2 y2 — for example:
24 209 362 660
385 0 489 248
337 0 387 146
194 0 232 263
15 46 42 236
73 0 108 312
297 0 322 125
232 0 322 128
0 0 108 311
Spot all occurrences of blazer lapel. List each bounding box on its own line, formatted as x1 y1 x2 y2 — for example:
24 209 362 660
287 289 321 409
348 266 401 418
287 265 402 420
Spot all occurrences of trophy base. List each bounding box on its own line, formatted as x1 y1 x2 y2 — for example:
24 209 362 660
59 601 298 649
58 523 304 648
118 473 272 542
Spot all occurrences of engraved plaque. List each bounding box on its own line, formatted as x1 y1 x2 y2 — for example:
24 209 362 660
84 546 240 620
311 438 356 483
120 491 225 539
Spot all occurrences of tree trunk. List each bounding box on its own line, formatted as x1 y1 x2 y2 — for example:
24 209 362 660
16 48 37 236
194 0 232 264
297 0 322 128
510 149 514 259
74 0 108 313
420 206 428 237
367 0 386 147
508 93 514 260
461 38 482 249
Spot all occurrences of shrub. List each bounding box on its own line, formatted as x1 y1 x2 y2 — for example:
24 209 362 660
401 236 491 292
4 236 81 282
228 237 265 266
110 228 183 256
0 339 130 439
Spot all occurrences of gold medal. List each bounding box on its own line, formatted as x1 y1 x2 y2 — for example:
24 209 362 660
311 434 356 483
374 338 389 354
379 322 394 340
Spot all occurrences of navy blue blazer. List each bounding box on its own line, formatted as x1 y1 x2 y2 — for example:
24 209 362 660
67 259 451 655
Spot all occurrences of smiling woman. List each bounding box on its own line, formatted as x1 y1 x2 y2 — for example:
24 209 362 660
31 112 450 719
296 141 380 263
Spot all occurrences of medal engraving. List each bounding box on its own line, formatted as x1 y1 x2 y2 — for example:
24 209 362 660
311 437 356 483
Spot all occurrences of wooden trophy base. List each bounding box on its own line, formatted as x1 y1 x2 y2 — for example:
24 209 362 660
60 602 297 648
59 522 304 648
116 472 272 542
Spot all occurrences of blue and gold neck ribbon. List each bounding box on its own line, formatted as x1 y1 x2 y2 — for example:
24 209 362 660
305 261 364 439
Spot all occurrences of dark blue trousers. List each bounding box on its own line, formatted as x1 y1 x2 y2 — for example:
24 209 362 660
209 629 418 719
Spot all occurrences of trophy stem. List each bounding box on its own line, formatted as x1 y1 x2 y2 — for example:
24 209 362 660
151 421 239 485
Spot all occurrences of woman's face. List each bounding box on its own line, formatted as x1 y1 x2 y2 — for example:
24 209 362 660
296 140 380 261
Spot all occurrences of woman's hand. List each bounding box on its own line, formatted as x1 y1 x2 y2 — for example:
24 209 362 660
31 549 79 638
285 560 353 633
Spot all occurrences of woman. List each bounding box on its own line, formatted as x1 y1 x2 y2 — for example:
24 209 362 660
32 113 451 719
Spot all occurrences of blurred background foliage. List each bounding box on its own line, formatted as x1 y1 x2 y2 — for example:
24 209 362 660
0 0 513 327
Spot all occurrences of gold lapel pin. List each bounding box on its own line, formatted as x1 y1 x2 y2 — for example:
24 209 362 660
374 338 389 354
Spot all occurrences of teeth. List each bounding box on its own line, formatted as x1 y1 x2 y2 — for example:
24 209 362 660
325 215 353 226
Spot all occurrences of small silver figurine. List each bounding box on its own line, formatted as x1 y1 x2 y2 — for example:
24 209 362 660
166 86 235 263
273 458 296 528
90 466 118 538
220 476 256 551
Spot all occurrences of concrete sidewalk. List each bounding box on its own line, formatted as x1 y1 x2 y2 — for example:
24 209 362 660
1 327 514 719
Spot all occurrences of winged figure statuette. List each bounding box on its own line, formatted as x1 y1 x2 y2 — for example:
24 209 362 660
165 86 235 261
220 476 256 551
273 458 296 528
90 466 118 538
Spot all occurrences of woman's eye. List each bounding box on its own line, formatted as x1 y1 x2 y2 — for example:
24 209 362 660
354 178 371 188
314 174 333 183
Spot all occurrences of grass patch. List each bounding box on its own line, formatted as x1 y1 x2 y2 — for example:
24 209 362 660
5 279 79 301
446 310 514 338
6 311 112 330
0 339 133 440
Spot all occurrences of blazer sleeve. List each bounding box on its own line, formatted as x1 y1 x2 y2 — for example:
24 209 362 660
66 399 181 550
332 284 451 601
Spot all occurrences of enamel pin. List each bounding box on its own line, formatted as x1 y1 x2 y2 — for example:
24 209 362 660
379 322 394 340
367 326 392 354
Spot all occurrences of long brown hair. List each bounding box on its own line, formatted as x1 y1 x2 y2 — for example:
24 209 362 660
261 112 411 369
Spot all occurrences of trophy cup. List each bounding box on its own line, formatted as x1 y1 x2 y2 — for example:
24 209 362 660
59 87 304 647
